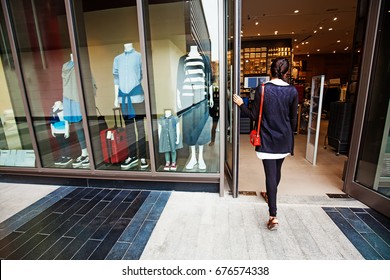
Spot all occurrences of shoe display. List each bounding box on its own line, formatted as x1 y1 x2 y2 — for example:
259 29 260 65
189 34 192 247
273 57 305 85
54 157 63 166
56 156 72 166
81 159 90 168
121 156 138 170
170 162 177 171
140 158 149 169
164 162 170 171
72 155 89 168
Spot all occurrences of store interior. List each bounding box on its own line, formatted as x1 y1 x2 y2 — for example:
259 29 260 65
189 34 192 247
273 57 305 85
237 0 357 196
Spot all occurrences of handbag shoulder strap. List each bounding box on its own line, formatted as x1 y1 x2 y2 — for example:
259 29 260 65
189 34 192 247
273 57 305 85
256 83 265 136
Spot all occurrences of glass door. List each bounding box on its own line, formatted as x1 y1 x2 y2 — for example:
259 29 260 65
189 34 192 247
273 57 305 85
224 0 241 197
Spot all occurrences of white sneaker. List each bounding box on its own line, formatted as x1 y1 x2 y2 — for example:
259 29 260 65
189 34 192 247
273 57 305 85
140 158 149 169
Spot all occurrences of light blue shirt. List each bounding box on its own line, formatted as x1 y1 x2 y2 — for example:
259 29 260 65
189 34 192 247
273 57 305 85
113 49 144 103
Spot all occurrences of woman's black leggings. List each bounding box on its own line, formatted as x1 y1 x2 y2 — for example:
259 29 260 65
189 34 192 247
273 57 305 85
262 158 285 217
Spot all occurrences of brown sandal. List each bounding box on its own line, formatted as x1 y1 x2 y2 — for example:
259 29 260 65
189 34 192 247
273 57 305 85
260 191 268 203
267 217 279 231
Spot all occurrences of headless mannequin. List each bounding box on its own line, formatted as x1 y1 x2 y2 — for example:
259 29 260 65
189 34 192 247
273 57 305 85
114 43 133 107
69 53 88 160
176 45 211 170
113 43 147 168
158 109 180 170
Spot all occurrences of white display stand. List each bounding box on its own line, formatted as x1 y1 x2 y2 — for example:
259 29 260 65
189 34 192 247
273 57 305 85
306 75 325 165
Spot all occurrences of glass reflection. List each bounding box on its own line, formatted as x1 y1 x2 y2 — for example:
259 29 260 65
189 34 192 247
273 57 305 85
0 4 34 167
147 0 220 173
72 0 149 171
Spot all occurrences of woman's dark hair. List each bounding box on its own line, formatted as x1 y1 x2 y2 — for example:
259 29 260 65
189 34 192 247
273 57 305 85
270 57 289 80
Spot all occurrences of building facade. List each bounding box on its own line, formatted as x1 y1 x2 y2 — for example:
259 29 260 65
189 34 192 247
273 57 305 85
0 0 388 216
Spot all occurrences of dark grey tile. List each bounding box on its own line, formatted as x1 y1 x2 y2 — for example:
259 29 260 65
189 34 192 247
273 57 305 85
98 190 131 218
350 208 369 213
105 241 130 260
356 213 390 245
89 219 131 260
326 211 383 260
147 192 171 221
0 232 23 250
124 191 140 203
55 216 106 260
361 233 390 260
364 209 390 231
39 200 87 235
122 220 157 260
102 189 121 201
76 189 111 215
0 213 60 259
122 191 150 219
336 207 374 233
82 188 103 200
64 201 109 238
39 237 74 260
91 203 130 240
322 207 337 212
22 215 83 260
5 233 47 260
71 239 102 260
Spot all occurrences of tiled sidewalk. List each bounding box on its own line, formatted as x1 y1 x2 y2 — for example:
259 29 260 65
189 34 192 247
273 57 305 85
0 185 389 260
324 207 390 259
0 187 171 260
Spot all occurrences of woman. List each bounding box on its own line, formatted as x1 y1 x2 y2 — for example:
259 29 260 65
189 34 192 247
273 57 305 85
233 57 298 230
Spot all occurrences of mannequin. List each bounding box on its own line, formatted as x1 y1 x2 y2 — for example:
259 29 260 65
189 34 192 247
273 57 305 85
113 43 148 170
62 53 89 168
176 45 213 171
50 101 71 166
176 45 214 109
158 109 182 171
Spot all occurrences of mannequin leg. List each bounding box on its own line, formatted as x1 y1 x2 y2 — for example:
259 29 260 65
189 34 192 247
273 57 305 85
164 152 170 170
198 145 206 170
186 145 197 169
72 122 89 168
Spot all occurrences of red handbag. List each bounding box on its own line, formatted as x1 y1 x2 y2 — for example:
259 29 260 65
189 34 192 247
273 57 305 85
249 83 265 146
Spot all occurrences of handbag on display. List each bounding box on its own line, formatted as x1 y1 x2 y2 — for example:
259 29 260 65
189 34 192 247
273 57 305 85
249 83 265 147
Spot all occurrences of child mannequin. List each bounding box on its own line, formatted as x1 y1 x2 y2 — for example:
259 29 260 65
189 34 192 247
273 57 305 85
158 109 182 171
50 101 71 166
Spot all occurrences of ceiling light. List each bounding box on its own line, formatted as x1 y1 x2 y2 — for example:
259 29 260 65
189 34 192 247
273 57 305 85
319 26 323 30
317 49 320 52
257 33 261 36
255 21 259 25
292 31 295 34
274 31 278 35
314 30 317 33
307 54 310 57
328 28 333 31
333 50 336 53
333 17 338 21
296 45 299 48
301 42 305 45
337 40 341 43
294 39 297 42
305 42 309 44
294 10 299 14
344 47 349 50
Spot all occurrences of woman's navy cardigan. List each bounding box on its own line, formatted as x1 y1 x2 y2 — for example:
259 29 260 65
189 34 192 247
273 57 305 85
240 82 298 155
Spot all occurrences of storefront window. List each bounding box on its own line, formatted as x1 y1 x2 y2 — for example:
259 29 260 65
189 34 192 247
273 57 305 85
146 0 220 173
71 0 150 172
0 3 35 167
6 0 90 169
